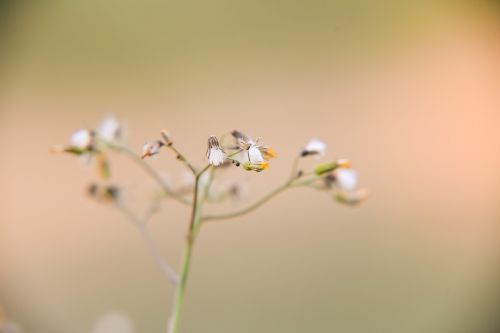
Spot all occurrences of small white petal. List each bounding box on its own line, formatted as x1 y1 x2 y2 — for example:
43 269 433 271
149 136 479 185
336 169 358 191
98 116 121 141
70 129 93 149
304 138 327 156
208 148 226 166
248 145 264 164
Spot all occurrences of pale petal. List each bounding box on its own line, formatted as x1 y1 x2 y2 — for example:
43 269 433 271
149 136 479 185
336 169 358 191
304 138 327 156
248 145 264 164
98 116 121 141
70 129 92 149
208 148 226 166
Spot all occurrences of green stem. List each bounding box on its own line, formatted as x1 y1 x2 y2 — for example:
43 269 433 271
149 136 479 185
202 183 288 221
165 143 198 175
168 166 210 333
203 175 320 222
168 236 195 333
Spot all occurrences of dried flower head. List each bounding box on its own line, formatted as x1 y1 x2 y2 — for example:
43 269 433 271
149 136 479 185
302 138 326 157
141 140 165 159
206 136 226 167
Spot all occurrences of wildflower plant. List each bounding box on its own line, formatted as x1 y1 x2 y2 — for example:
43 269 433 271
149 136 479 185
52 116 367 333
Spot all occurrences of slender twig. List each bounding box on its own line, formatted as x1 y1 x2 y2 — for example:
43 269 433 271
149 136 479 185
202 183 289 221
165 143 198 175
104 141 190 206
116 203 179 285
203 174 320 222
200 167 215 204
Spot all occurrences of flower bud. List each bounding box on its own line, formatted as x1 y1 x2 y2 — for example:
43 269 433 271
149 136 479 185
314 159 351 176
141 140 165 159
242 162 269 172
314 161 338 175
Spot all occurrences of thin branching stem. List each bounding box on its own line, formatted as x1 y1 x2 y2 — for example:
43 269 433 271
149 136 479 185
105 142 190 206
203 174 319 222
202 183 289 221
116 203 179 285
165 143 198 175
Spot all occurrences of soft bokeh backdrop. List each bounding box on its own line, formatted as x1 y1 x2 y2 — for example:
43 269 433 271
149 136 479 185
1 1 500 333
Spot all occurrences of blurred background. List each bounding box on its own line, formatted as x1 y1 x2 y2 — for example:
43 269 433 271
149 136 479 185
1 1 500 332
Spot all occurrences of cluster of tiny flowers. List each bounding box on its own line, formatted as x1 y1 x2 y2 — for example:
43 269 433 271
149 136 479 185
53 117 367 333
55 117 366 206
230 130 276 171
51 116 124 199
301 138 367 205
204 130 277 172
53 115 122 154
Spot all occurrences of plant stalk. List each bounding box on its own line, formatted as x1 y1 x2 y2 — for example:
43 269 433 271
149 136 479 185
168 235 195 333
168 167 209 333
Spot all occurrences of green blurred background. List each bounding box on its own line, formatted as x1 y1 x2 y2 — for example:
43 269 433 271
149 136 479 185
1 1 500 332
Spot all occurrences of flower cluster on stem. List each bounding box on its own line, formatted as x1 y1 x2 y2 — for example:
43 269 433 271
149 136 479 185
53 118 366 333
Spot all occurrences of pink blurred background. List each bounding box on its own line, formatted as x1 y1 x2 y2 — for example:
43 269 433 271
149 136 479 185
1 1 500 332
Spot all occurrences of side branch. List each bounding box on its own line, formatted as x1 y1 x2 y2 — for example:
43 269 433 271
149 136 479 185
202 175 320 222
106 142 190 206
116 203 179 285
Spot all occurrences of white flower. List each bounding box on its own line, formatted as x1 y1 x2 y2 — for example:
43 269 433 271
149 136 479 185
231 130 276 165
302 138 326 157
70 129 94 149
97 116 121 141
336 169 358 191
206 136 226 166
141 140 164 159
